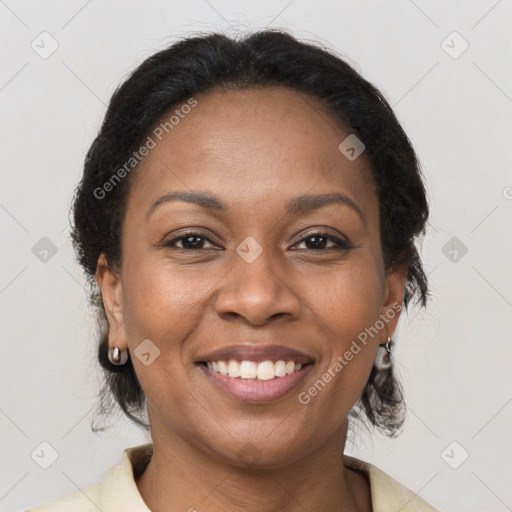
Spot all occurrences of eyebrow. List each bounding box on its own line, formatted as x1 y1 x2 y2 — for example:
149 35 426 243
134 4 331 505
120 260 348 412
146 190 366 226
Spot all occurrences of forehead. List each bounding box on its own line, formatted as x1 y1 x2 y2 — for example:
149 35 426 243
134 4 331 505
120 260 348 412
126 87 378 225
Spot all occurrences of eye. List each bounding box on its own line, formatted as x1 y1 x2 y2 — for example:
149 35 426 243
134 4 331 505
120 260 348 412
293 232 352 251
163 231 218 250
163 230 352 252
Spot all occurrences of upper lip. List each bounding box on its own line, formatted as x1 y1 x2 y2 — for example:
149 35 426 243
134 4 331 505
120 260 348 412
196 343 315 365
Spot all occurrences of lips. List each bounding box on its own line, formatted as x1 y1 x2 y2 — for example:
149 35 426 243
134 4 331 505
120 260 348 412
195 343 315 403
196 343 314 365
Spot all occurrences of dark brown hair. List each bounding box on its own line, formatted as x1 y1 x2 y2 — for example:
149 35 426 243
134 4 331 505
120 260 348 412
71 29 429 437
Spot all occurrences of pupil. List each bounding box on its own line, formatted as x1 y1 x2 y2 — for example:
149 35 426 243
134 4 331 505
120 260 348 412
307 236 326 249
185 236 202 248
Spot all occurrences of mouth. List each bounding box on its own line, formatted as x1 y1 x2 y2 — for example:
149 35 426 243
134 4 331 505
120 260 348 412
195 344 315 403
203 359 308 380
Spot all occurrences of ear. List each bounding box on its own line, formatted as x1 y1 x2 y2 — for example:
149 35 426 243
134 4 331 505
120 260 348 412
380 261 408 342
95 253 128 351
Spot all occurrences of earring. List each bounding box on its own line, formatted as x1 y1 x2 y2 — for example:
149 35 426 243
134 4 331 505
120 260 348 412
108 346 128 366
375 335 393 370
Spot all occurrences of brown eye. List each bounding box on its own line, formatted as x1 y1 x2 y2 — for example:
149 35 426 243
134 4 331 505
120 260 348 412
293 232 352 251
164 232 218 250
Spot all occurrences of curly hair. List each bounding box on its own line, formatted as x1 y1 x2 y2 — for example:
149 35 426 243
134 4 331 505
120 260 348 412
70 29 429 437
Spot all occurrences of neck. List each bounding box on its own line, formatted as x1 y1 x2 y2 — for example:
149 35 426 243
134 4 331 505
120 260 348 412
135 420 372 512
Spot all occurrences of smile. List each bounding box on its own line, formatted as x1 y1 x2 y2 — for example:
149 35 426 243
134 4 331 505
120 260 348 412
198 359 314 402
206 359 303 380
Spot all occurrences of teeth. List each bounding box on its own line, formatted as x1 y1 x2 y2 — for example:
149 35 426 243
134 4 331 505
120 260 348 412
206 359 306 380
240 360 257 378
228 359 241 377
274 360 287 377
218 360 228 375
257 360 275 381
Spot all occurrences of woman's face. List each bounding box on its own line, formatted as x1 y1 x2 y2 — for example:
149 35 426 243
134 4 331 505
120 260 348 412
98 87 406 467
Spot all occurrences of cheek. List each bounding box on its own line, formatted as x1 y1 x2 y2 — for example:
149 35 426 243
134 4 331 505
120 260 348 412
120 259 228 409
120 262 217 413
122 260 220 337
316 261 384 337
304 264 383 406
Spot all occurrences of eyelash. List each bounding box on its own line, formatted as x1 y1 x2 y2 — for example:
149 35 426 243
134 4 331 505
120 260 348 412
163 230 353 252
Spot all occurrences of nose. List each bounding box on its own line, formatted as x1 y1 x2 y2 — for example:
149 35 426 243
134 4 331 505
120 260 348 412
214 247 302 326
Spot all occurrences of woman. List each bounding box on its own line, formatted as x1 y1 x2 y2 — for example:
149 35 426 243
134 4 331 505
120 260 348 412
29 29 439 511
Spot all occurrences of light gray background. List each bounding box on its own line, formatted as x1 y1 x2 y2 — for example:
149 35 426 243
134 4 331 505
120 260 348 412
1 1 511 511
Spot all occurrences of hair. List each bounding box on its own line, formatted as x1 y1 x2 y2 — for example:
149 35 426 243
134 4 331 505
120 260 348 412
70 29 429 437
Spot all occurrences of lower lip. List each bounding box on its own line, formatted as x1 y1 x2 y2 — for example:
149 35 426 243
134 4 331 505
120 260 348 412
198 364 313 403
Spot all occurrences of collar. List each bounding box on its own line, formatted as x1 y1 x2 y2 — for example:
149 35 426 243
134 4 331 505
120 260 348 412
98 443 438 511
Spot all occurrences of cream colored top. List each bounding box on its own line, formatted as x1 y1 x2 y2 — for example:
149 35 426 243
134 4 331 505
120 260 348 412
27 443 439 511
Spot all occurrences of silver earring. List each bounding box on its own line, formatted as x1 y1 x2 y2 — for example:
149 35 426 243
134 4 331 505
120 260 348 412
375 336 392 370
108 346 128 366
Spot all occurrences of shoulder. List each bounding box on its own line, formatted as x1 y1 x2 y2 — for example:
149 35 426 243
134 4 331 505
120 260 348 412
25 483 102 511
26 444 153 512
343 455 441 512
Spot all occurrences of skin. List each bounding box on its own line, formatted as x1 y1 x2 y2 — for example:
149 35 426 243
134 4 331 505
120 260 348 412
96 86 407 512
